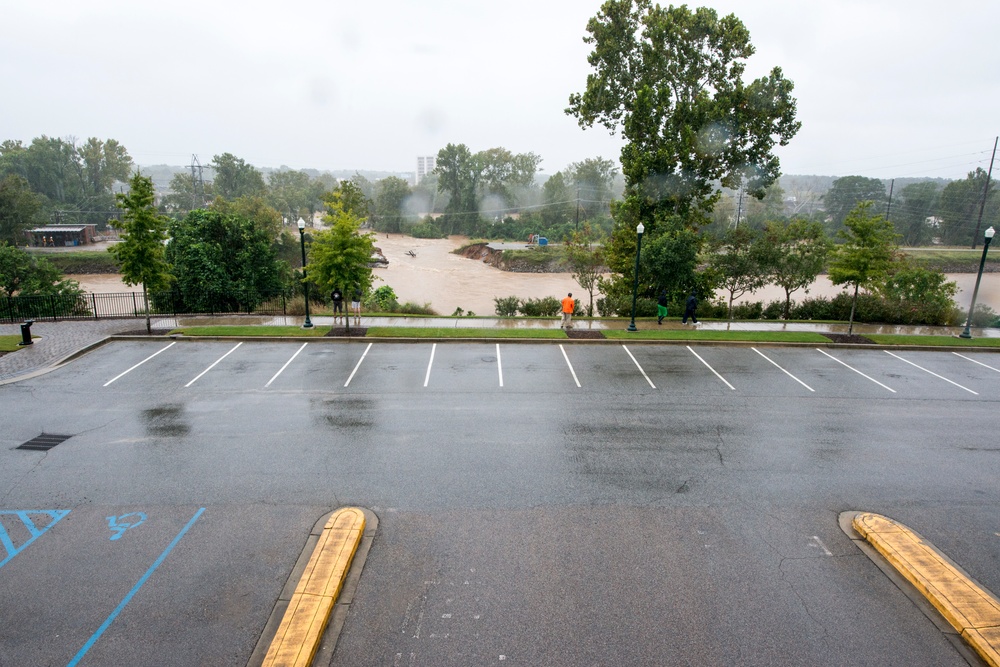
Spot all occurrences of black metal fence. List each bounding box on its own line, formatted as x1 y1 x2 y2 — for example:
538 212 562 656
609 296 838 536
1 291 292 323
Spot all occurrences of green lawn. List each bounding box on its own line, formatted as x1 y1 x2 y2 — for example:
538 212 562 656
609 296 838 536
865 334 1000 347
168 325 331 337
367 327 567 339
602 329 830 343
0 335 29 352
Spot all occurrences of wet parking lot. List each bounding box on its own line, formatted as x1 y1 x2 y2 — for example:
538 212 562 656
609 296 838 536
1 340 999 665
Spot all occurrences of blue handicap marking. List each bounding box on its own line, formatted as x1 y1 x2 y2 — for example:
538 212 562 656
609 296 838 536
0 510 71 570
107 512 146 541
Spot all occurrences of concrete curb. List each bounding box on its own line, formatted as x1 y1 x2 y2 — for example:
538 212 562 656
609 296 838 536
258 507 368 667
848 511 1000 666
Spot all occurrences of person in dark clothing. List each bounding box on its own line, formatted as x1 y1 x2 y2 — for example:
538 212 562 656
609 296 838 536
657 290 668 325
682 292 698 325
331 287 344 324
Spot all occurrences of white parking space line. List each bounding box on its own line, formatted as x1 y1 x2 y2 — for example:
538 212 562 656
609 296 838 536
560 344 582 387
686 346 735 390
424 343 437 387
953 352 1000 374
622 345 656 389
344 342 373 387
184 342 242 387
885 351 979 395
497 343 504 387
815 349 896 393
265 342 308 388
103 342 176 387
752 347 815 392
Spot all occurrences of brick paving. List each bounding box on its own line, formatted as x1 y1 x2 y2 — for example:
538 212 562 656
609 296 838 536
0 319 159 382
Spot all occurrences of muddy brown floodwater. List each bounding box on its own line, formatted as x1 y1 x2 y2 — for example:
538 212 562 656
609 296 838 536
71 234 1000 316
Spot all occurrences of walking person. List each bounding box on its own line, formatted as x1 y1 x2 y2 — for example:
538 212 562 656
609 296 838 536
682 291 699 325
561 292 576 329
657 290 669 325
351 286 363 325
330 287 344 324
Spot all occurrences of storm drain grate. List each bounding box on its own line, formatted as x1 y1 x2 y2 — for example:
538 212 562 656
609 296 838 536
17 434 73 451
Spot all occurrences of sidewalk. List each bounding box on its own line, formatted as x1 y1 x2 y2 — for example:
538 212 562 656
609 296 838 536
2 316 997 384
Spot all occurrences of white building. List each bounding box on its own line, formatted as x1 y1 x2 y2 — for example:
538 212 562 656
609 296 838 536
416 156 436 185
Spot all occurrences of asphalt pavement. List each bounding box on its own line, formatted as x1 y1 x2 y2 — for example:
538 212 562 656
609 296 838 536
2 338 1000 665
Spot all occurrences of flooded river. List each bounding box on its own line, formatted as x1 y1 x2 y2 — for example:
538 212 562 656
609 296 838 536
72 235 1000 317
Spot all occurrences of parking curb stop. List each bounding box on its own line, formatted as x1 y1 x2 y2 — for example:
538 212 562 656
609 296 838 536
852 512 1000 666
262 507 366 667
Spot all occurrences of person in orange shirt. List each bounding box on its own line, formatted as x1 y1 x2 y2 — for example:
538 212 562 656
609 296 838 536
561 292 576 329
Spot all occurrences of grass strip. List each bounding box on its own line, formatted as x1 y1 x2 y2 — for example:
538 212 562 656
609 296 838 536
602 329 830 343
168 325 330 337
865 334 1000 347
367 327 567 338
0 335 29 352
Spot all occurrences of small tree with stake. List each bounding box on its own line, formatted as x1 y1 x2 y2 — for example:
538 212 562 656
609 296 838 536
109 173 172 334
827 201 899 335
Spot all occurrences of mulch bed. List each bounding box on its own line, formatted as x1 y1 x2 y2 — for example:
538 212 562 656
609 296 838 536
565 329 606 339
324 327 369 337
822 333 874 344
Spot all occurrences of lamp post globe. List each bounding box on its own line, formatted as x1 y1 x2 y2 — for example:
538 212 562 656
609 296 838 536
297 217 314 329
627 222 645 333
959 225 994 339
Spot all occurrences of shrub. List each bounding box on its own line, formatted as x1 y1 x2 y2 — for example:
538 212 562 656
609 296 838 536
365 285 398 312
494 295 520 317
519 296 561 317
409 219 447 239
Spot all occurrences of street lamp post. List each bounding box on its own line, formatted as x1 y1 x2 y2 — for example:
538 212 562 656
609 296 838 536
627 222 645 332
959 225 995 339
297 217 314 329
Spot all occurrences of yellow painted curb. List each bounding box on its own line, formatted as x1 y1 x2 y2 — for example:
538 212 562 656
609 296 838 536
262 507 366 667
853 512 1000 667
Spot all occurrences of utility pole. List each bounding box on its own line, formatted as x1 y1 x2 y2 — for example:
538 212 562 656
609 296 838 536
735 183 744 228
575 187 580 232
972 137 998 250
885 179 894 220
189 155 205 210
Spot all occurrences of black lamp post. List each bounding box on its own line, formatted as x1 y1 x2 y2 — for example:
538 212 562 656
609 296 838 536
959 225 994 339
297 217 314 329
627 222 645 332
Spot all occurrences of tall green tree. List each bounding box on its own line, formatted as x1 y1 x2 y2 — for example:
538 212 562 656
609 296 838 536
165 208 284 314
564 224 606 316
0 175 44 245
372 176 412 233
568 157 617 220
308 206 377 332
541 172 576 228
827 201 899 334
0 244 82 298
760 219 830 319
709 226 770 324
210 153 266 200
567 1 799 302
822 176 887 232
937 168 999 247
267 169 313 222
892 181 939 246
435 143 480 234
109 174 173 333
323 179 371 222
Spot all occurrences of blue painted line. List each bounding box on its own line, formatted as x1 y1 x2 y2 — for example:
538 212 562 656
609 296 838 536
66 507 205 667
0 510 71 570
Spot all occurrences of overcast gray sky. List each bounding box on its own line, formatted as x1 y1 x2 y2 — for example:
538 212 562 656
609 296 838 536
4 1 997 180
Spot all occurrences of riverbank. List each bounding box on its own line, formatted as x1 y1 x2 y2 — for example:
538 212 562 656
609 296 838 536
66 235 1000 317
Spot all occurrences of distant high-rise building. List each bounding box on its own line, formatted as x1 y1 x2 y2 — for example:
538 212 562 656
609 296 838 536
416 156 436 185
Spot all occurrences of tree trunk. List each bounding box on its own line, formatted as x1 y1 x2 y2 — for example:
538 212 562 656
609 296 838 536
784 289 792 320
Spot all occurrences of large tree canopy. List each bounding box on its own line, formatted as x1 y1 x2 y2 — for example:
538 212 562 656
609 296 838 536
567 1 800 226
822 175 887 233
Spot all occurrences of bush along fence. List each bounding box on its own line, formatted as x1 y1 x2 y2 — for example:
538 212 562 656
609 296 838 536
1 290 295 323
